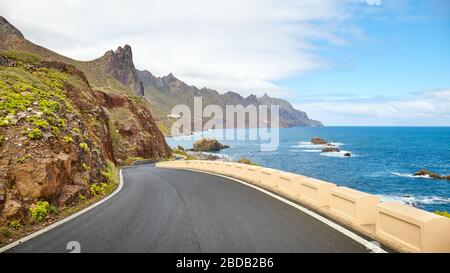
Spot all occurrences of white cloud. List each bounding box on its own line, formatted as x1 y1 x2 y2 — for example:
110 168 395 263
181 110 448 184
0 0 363 96
296 89 450 125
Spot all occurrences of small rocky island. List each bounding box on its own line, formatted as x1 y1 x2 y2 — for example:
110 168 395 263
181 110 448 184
192 138 230 152
311 137 352 157
311 137 328 145
413 169 450 180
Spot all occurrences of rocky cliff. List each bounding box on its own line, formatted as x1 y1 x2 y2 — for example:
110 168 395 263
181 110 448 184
0 17 172 224
98 90 171 161
90 45 144 96
0 55 114 221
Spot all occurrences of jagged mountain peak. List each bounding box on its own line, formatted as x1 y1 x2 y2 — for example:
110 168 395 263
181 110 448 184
92 44 143 96
100 44 133 63
0 16 24 38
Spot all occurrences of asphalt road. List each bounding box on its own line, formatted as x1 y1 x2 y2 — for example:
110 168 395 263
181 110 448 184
6 164 369 253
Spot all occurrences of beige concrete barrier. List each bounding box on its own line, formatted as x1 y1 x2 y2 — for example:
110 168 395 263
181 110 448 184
329 187 380 226
254 167 279 189
298 177 336 208
275 172 302 198
220 162 237 177
244 165 261 184
376 202 450 252
236 164 262 184
210 161 222 174
231 163 247 180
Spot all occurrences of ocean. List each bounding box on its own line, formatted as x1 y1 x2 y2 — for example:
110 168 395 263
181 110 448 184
166 127 450 212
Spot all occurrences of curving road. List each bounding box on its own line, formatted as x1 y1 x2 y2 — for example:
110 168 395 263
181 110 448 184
5 164 370 253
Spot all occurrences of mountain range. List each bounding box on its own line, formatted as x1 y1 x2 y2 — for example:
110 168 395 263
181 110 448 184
0 16 322 135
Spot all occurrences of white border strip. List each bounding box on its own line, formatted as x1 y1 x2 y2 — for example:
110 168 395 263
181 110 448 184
185 169 387 253
0 169 125 253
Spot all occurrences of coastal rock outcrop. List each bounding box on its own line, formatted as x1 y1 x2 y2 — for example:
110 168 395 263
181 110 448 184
413 169 450 180
321 147 340 153
192 138 230 152
311 137 328 145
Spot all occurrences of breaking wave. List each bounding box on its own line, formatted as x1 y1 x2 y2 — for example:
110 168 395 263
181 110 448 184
380 194 450 207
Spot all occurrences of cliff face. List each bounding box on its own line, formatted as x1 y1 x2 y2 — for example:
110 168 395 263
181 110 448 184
0 17 172 223
98 90 171 161
0 55 114 220
90 45 144 96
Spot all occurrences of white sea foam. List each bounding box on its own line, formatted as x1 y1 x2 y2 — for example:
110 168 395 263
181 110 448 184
292 141 344 149
320 150 355 158
201 152 232 160
298 141 344 146
380 194 450 207
390 172 432 179
301 149 322 153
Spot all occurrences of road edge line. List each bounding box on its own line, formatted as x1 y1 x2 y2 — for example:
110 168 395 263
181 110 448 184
0 168 125 253
184 168 387 253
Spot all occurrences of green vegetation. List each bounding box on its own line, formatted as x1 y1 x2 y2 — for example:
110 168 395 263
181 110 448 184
8 220 22 229
0 134 3 146
237 158 258 166
79 194 86 201
0 118 10 127
32 118 49 129
82 162 90 171
27 128 43 140
0 228 13 238
63 135 73 143
48 204 58 215
2 50 42 64
17 154 32 163
29 201 50 223
0 59 76 145
51 126 60 135
79 142 89 152
157 121 171 135
90 183 107 196
123 156 145 166
435 211 450 218
101 170 112 180
172 146 195 160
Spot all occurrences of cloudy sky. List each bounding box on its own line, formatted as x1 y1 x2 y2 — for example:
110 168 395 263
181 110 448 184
1 0 449 125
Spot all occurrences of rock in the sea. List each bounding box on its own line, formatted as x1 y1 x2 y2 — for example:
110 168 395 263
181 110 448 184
413 169 449 180
193 138 229 152
344 152 351 157
311 137 328 145
321 147 340 153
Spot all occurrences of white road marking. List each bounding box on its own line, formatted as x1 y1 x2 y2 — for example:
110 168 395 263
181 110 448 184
188 169 387 253
0 169 125 253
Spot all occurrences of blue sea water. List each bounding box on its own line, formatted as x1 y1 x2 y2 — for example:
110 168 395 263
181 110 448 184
166 127 450 212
